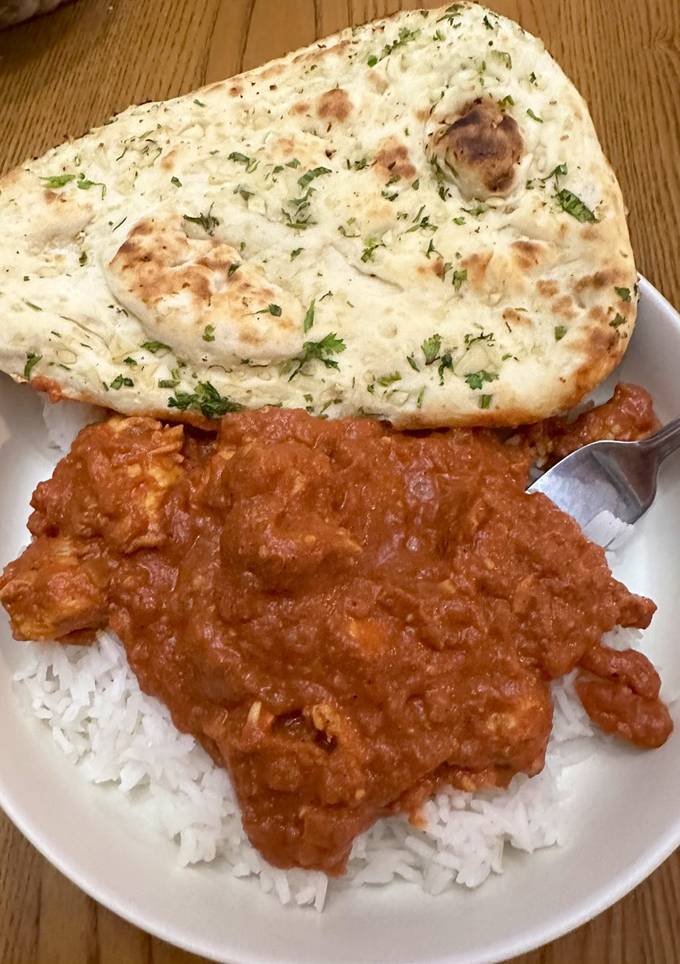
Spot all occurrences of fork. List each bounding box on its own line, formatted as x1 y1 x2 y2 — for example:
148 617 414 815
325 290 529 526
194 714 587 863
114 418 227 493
528 415 680 548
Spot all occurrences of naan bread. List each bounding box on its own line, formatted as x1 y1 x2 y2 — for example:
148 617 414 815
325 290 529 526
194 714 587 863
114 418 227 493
0 3 637 427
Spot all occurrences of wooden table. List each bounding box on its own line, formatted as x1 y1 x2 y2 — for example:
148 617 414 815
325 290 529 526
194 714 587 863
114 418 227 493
1 1 679 961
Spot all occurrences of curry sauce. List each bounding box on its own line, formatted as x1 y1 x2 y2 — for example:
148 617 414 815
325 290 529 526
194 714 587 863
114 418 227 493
0 388 671 874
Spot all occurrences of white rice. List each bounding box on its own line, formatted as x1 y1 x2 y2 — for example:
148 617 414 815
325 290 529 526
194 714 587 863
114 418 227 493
14 634 611 910
582 510 635 553
8 399 637 909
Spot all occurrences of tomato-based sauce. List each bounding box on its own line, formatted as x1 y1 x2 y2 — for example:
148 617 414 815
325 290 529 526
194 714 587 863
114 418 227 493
0 386 672 874
520 383 660 467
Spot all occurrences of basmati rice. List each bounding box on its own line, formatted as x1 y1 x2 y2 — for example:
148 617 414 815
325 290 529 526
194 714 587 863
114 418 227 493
7 400 640 910
14 623 630 910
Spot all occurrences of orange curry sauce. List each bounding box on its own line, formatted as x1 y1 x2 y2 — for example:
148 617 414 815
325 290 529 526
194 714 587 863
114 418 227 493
0 384 671 874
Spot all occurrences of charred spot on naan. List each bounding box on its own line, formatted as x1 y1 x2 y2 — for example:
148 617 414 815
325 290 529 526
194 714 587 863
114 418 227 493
567 322 625 400
571 270 635 327
373 140 416 181
317 88 352 123
502 307 533 329
427 258 447 280
104 216 305 366
160 148 182 172
510 240 547 272
574 269 619 295
536 280 559 298
430 99 524 199
295 38 350 66
551 295 577 320
198 80 243 97
461 250 493 289
23 183 96 247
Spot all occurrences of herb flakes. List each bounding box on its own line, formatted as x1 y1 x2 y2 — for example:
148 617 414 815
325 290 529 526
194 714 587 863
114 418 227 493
425 238 440 259
462 203 487 217
298 167 332 190
492 50 512 69
546 163 568 180
377 371 401 387
556 189 598 223
452 268 467 291
183 203 220 236
464 330 495 349
367 26 420 67
41 171 105 198
437 4 463 26
110 374 134 390
168 382 243 418
285 332 346 380
283 187 314 230
75 172 106 197
228 151 259 173
421 333 442 365
158 369 181 389
303 300 316 333
437 352 454 384
141 340 172 354
23 352 41 379
361 237 385 262
464 369 498 390
41 173 76 189
406 206 437 232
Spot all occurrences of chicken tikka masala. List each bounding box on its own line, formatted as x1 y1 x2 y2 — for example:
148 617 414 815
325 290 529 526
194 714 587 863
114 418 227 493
0 384 672 874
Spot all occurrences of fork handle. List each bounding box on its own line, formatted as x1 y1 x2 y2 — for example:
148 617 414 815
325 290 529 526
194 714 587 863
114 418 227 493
642 414 680 464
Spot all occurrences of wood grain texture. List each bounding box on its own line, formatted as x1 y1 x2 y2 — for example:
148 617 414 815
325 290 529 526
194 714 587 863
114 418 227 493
0 1 679 962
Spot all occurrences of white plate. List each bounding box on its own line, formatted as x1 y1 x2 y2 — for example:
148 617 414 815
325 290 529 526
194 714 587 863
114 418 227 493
1 277 679 964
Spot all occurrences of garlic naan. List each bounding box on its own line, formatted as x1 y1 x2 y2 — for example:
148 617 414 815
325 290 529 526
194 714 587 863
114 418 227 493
0 3 637 426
